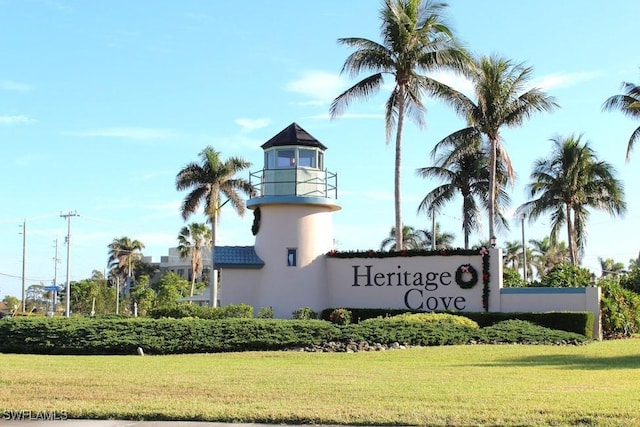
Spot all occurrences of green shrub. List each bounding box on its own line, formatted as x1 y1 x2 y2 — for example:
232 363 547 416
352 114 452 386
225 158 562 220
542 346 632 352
503 267 528 287
148 303 253 320
600 277 640 338
539 263 592 287
329 308 352 325
474 319 587 344
462 311 593 338
291 307 317 320
0 317 340 355
341 318 475 346
391 312 479 329
620 266 640 294
257 306 274 319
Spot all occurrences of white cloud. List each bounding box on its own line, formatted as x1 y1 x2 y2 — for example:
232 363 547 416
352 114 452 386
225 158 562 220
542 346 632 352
284 70 345 105
0 80 32 91
0 115 34 124
235 118 271 132
533 71 599 91
63 127 178 140
426 70 474 97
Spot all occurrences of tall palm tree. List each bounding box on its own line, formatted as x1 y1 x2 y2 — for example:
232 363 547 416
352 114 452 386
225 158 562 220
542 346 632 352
107 236 145 289
602 71 640 161
380 223 453 251
330 0 469 251
428 54 558 244
517 135 626 265
417 141 511 249
176 146 254 307
177 222 212 297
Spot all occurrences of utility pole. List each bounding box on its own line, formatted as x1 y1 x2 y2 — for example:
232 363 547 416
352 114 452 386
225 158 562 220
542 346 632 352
53 238 61 313
19 220 26 312
60 211 79 317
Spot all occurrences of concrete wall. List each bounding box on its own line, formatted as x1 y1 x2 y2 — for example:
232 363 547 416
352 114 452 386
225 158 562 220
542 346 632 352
326 252 488 312
499 287 601 339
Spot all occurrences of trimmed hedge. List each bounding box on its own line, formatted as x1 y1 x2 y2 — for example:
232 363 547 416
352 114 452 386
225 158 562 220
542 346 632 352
0 315 588 355
0 317 340 355
320 308 593 338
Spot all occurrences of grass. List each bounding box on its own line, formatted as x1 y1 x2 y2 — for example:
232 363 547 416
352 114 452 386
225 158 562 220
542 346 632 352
1 339 640 426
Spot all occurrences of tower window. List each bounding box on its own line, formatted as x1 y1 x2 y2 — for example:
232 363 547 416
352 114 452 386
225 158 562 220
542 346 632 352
298 149 316 168
287 248 297 267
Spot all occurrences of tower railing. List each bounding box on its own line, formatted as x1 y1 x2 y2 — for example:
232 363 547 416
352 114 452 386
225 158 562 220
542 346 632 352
250 167 337 199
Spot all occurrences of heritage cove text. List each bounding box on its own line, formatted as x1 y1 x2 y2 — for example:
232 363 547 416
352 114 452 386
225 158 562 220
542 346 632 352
351 265 467 311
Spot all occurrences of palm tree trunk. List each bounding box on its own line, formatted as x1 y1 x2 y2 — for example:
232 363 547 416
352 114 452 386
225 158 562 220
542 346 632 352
210 214 218 307
488 137 498 245
566 204 576 265
394 87 405 251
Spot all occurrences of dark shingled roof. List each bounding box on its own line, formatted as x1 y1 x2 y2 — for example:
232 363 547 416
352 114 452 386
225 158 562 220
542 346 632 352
215 246 264 269
261 122 327 150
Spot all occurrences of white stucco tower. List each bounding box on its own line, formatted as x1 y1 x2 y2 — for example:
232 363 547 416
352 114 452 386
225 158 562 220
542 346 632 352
246 123 341 318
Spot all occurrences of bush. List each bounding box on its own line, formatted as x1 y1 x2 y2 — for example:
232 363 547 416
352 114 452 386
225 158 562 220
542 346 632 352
539 263 592 288
329 308 352 325
620 266 640 294
148 303 253 319
341 318 475 346
257 306 274 319
473 320 587 344
391 312 479 329
291 307 317 320
503 267 528 287
0 317 340 355
600 277 640 338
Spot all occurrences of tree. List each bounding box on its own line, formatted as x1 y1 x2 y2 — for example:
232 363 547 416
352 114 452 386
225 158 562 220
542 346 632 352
528 236 570 277
176 146 254 307
417 142 511 248
598 257 626 277
177 222 212 297
602 70 640 161
330 0 469 251
517 135 626 265
153 271 190 307
2 295 20 312
428 54 558 244
380 223 453 251
503 240 522 269
107 236 145 290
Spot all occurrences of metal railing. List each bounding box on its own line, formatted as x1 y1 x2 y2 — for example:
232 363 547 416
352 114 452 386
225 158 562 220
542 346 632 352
250 167 338 199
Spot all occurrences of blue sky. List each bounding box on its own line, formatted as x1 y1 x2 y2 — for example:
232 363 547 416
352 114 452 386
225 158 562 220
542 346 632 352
1 0 639 300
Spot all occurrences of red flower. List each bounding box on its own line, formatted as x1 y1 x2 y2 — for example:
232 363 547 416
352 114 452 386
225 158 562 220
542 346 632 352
440 250 447 256
401 250 407 256
483 273 490 281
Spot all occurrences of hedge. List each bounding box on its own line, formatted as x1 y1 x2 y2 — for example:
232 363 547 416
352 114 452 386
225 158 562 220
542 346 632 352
320 308 594 338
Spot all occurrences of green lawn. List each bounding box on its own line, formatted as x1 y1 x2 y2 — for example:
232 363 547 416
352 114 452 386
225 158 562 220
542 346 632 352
1 340 639 426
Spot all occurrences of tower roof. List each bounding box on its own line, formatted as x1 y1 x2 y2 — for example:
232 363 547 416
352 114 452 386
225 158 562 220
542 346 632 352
261 123 327 150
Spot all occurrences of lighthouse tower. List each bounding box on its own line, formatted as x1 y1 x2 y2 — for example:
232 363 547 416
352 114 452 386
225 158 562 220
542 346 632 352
246 123 340 318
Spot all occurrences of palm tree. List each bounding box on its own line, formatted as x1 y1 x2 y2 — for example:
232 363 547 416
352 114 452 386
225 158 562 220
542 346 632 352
528 236 570 277
177 222 212 297
176 146 254 307
107 237 145 290
330 0 469 251
503 240 522 269
417 141 511 249
428 54 558 244
602 71 640 161
517 135 626 265
598 257 626 277
380 223 453 251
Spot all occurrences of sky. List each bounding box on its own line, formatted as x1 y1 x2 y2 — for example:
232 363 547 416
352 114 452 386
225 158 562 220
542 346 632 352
1 0 639 300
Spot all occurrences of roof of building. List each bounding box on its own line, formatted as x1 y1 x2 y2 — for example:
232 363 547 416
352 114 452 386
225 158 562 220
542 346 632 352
215 246 264 269
261 122 327 150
